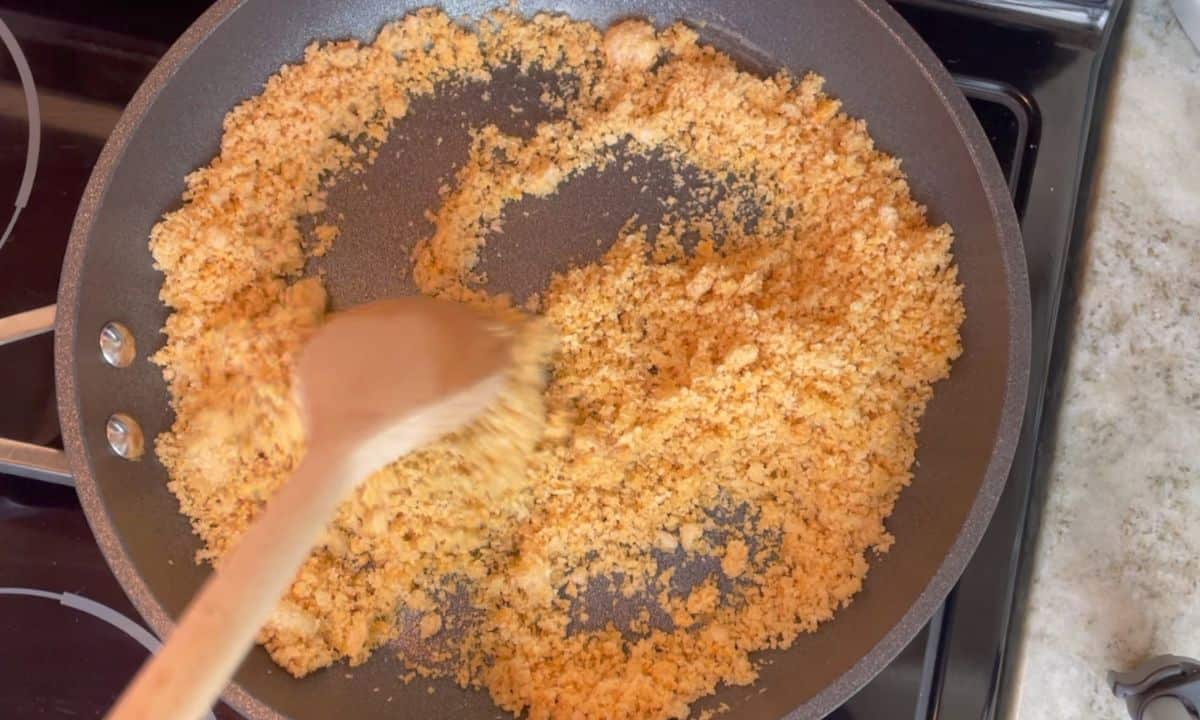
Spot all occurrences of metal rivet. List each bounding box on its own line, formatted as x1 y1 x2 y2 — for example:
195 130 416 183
99 321 136 367
106 413 144 460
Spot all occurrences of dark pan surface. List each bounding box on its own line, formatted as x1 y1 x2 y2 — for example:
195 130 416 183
56 1 1029 718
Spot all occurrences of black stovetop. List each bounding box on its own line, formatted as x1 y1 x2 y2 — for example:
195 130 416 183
0 2 1127 718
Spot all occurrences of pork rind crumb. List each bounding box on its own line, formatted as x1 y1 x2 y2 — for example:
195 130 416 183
151 10 963 720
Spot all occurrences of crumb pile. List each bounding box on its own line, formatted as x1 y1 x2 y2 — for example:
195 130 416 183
150 9 963 719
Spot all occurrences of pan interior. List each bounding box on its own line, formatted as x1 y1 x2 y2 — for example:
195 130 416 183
67 2 1020 719
308 64 750 309
298 47 793 701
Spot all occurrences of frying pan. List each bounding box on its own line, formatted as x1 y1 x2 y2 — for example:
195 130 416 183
0 0 1030 717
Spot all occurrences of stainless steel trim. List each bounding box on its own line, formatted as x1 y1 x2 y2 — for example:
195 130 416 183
0 304 55 346
105 413 145 460
900 0 1113 35
0 438 73 485
99 320 137 367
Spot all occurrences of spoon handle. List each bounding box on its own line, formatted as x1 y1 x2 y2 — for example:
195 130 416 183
106 446 354 720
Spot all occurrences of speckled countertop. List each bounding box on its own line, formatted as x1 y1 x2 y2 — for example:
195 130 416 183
1010 1 1200 718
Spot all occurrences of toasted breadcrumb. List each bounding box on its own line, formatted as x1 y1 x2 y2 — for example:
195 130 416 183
603 19 661 71
310 224 340 257
151 9 962 720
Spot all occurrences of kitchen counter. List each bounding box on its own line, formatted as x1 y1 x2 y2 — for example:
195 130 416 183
1012 1 1200 718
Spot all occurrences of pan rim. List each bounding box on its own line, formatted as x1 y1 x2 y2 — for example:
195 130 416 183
55 1 1031 718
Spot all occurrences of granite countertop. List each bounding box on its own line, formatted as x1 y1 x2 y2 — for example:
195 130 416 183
1012 1 1200 718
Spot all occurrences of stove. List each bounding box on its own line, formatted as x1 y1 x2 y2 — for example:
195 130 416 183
0 1 1127 718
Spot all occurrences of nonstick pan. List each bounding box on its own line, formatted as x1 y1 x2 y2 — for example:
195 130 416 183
0 0 1030 717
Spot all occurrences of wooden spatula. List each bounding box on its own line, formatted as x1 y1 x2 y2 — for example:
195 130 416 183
107 296 513 720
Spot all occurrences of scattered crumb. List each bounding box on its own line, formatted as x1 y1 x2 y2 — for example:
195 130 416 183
697 702 732 720
603 18 662 71
311 224 339 257
720 539 749 579
419 612 443 639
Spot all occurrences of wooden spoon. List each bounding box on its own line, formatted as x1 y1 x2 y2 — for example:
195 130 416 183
107 296 512 720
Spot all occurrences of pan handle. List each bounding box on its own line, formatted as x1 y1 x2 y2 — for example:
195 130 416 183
0 304 73 485
0 438 72 485
0 304 55 346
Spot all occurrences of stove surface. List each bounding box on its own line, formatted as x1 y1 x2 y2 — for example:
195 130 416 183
0 2 1126 718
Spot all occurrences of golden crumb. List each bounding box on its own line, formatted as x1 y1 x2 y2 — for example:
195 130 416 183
310 224 340 257
419 613 443 640
602 19 661 72
720 539 749 579
697 702 731 720
150 9 962 720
